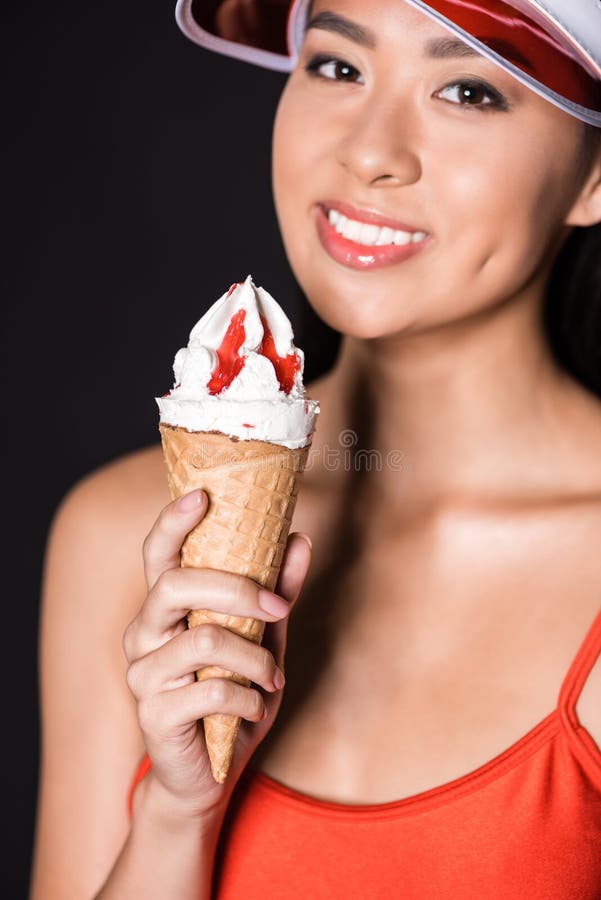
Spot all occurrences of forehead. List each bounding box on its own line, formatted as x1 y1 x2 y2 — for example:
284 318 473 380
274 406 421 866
305 0 489 64
308 0 445 35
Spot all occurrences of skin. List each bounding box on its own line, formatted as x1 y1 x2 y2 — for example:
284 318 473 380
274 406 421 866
256 0 601 793
30 1 601 896
257 0 601 802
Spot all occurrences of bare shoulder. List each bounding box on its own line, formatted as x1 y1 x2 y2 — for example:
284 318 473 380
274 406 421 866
567 384 601 754
31 443 169 899
43 439 170 649
42 441 171 629
55 441 170 526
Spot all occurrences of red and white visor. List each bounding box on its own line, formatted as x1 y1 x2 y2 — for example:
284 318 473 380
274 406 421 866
175 0 601 126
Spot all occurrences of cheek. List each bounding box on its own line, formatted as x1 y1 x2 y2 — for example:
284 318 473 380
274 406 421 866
271 94 579 339
429 139 563 287
435 143 534 239
272 85 319 216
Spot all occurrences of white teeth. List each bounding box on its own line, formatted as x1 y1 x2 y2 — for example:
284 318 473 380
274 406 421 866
345 219 364 242
376 227 395 246
327 208 426 247
359 223 380 244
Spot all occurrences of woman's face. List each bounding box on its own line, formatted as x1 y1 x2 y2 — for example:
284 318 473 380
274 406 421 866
272 0 591 338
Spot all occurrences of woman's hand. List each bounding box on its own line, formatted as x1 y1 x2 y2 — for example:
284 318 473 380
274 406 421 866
123 488 311 823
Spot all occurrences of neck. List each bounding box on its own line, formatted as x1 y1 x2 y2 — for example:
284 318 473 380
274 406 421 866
313 284 581 506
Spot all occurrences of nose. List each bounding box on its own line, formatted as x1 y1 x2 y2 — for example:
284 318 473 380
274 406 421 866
336 99 422 188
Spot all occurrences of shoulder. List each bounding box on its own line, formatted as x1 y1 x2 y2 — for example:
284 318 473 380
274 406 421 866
41 438 171 677
570 500 601 754
534 375 601 753
52 442 170 534
47 443 170 577
41 440 171 694
31 443 171 898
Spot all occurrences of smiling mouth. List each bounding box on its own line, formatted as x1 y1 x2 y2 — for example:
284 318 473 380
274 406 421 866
315 203 431 271
326 208 428 248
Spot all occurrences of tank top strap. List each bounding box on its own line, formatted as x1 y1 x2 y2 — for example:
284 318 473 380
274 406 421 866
557 602 601 725
127 753 152 820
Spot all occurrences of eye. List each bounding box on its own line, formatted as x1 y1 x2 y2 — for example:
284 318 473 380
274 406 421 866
436 80 509 111
305 53 365 84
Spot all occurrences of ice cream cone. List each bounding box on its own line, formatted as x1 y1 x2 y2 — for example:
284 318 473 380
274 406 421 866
155 275 319 781
159 422 310 783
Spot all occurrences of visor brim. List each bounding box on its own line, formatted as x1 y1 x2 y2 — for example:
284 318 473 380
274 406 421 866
175 0 601 126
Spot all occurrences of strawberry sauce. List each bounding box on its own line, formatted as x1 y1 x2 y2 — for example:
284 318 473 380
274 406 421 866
207 309 247 395
259 315 299 395
206 303 300 397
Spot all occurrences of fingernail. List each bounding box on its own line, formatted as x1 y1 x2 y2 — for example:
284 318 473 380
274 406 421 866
298 533 312 550
176 490 204 513
258 589 289 618
273 666 286 690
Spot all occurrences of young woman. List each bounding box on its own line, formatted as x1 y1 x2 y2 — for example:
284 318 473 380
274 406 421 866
30 1 601 897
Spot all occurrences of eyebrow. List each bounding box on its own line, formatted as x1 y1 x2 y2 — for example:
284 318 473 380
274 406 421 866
424 37 480 59
306 12 481 59
305 13 535 72
305 14 480 56
426 35 535 72
305 12 376 49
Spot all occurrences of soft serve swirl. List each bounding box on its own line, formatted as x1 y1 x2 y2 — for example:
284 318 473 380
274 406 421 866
156 275 319 449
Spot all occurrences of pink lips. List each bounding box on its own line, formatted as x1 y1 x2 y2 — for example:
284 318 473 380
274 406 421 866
315 202 431 271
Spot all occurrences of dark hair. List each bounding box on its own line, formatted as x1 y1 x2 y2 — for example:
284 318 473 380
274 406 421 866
543 127 601 399
299 130 601 393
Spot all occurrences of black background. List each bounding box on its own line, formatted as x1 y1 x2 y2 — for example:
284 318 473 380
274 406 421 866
6 2 339 894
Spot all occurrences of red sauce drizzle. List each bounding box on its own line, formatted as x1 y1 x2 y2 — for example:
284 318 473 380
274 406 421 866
243 423 255 428
207 309 247 395
258 314 300 395
205 293 300 397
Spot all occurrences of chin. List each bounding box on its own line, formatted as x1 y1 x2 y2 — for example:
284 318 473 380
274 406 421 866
307 285 418 340
293 265 418 337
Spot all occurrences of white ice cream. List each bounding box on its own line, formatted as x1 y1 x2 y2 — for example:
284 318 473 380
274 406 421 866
156 275 319 449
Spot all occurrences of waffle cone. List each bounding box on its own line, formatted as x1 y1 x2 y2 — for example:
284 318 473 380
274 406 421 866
158 423 310 783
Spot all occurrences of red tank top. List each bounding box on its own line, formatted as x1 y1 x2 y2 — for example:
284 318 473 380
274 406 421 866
128 605 601 898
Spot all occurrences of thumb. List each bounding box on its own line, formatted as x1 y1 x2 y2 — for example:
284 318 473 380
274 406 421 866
142 489 209 591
